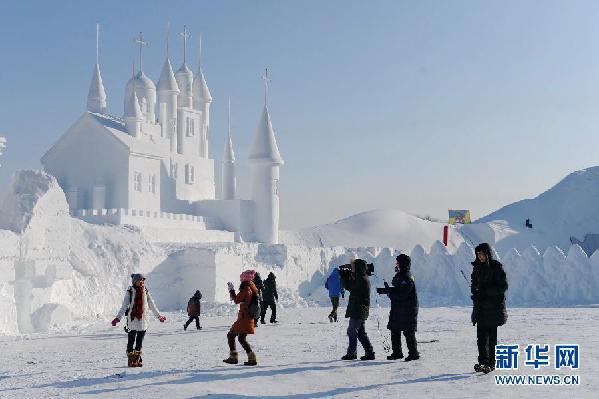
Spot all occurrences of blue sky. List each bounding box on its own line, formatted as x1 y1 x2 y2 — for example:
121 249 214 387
1 0 599 229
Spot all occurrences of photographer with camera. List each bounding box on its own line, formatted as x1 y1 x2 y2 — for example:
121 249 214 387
339 259 375 361
376 254 420 361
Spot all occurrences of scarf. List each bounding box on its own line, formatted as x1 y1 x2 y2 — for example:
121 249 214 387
130 286 145 321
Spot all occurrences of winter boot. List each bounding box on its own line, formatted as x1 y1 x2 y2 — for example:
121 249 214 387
404 353 420 362
387 352 404 360
481 364 494 374
127 351 137 367
360 352 375 361
134 351 143 367
260 318 266 324
244 351 257 366
270 319 278 323
328 314 334 323
341 353 357 360
183 323 187 331
223 351 239 364
474 363 485 372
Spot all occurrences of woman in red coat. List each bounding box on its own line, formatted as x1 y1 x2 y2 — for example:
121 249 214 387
223 270 260 366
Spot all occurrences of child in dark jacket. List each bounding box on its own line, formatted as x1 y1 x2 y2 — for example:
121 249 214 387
184 290 203 331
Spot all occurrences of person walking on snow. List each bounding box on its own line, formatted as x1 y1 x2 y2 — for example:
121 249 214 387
223 270 260 366
339 259 375 361
471 243 508 374
325 268 345 322
112 273 166 367
261 272 279 324
381 254 420 361
184 290 202 331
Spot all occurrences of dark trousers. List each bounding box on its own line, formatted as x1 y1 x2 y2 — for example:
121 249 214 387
184 316 201 329
391 329 418 356
477 324 498 366
127 330 146 353
227 332 252 353
260 301 277 322
346 318 374 355
329 297 340 321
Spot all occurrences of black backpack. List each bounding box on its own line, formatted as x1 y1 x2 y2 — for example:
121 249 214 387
248 292 261 319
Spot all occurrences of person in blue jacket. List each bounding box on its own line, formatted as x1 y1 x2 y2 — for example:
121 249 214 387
325 268 345 322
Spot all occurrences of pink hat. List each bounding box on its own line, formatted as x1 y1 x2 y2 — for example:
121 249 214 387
240 269 256 282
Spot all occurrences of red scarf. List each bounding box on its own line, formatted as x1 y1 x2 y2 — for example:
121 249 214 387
130 286 145 321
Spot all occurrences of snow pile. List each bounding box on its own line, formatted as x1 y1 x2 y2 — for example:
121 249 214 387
0 170 164 334
473 166 599 253
280 209 465 252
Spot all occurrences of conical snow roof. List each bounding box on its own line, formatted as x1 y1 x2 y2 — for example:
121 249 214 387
193 68 212 103
175 64 193 85
224 130 235 162
124 90 142 119
135 70 156 91
157 58 179 93
87 63 107 113
248 106 283 165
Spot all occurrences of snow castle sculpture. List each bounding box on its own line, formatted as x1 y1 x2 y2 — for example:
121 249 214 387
41 25 284 243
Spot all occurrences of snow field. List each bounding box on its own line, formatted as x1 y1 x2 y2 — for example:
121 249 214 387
0 307 596 398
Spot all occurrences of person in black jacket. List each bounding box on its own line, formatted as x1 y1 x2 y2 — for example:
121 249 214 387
471 243 508 374
378 254 420 361
252 272 265 327
261 272 279 323
184 290 202 331
339 259 375 361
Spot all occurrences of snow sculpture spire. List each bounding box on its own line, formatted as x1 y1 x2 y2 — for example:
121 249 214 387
157 24 180 150
87 23 107 114
249 70 284 243
222 97 236 200
175 25 193 108
192 33 212 157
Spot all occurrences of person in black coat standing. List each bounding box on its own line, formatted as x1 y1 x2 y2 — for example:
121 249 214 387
339 259 375 361
261 272 279 324
471 243 508 374
252 272 265 328
378 254 420 361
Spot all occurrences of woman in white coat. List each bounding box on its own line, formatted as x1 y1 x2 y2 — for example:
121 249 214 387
112 273 166 367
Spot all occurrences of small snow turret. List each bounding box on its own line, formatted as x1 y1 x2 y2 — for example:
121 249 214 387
124 91 143 137
157 57 179 146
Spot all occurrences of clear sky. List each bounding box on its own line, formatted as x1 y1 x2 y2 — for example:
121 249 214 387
1 0 599 229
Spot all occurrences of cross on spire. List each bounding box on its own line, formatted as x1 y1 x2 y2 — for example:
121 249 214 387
179 25 191 65
198 34 203 68
262 68 271 106
166 21 171 58
135 32 147 72
228 97 231 136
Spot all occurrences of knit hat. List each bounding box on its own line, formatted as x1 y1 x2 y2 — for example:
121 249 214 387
131 273 146 284
396 254 411 268
240 269 256 282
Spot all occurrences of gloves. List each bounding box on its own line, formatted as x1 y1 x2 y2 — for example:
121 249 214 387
227 282 234 291
159 315 166 323
111 318 120 326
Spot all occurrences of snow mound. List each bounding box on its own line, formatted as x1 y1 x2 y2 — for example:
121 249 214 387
0 170 68 234
281 209 465 252
474 166 599 253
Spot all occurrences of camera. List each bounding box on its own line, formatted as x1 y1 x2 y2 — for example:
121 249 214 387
376 281 390 295
366 263 374 276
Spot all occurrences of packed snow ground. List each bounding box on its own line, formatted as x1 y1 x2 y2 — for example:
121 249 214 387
0 307 596 398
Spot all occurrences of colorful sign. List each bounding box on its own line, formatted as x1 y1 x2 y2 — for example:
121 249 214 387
448 210 471 225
